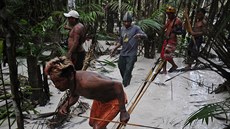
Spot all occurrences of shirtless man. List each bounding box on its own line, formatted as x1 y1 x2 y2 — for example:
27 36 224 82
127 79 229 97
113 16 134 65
185 8 207 69
160 6 183 74
45 56 130 129
64 10 86 70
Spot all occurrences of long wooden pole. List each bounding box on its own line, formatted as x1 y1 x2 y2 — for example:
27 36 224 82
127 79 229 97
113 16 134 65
78 115 162 129
115 59 165 129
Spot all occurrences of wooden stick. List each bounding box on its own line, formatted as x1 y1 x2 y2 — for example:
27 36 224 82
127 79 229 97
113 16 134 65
78 115 162 129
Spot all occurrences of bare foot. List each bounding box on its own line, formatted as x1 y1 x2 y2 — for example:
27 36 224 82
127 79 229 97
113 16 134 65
159 71 167 74
168 66 178 73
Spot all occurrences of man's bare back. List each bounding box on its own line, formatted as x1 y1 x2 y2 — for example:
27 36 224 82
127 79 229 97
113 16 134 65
44 56 130 128
73 71 123 102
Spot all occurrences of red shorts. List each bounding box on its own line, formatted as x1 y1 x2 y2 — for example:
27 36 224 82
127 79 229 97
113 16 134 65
160 40 177 61
89 95 127 128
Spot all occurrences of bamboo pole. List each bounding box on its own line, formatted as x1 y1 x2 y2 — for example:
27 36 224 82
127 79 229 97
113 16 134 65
116 59 165 129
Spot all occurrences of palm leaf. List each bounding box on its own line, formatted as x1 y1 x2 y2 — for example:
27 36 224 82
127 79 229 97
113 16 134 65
108 1 133 14
78 4 105 25
183 98 230 128
102 59 117 67
137 19 162 32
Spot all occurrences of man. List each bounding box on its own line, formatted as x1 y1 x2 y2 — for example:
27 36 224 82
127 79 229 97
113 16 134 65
110 12 147 87
45 56 130 129
185 8 207 69
64 10 86 70
160 6 183 74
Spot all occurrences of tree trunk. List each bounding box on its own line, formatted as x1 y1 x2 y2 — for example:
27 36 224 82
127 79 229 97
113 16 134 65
6 31 24 129
42 63 50 101
37 64 49 106
27 55 40 103
106 4 114 33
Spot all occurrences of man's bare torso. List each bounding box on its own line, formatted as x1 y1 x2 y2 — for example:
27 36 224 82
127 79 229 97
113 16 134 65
193 19 206 37
73 71 118 102
68 23 85 52
165 18 181 42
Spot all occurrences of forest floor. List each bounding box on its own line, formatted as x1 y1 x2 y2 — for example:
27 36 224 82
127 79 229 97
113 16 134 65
1 40 230 129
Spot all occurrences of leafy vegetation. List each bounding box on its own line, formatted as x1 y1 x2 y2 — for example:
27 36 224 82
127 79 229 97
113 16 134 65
0 0 230 128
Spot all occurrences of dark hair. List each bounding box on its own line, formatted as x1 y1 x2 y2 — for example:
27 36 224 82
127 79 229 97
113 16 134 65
197 8 206 14
60 65 75 77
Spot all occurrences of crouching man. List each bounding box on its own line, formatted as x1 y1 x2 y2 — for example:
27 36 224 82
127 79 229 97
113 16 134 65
44 56 130 129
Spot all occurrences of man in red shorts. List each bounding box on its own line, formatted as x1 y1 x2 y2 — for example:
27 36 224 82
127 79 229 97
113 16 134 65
160 6 183 74
45 56 130 129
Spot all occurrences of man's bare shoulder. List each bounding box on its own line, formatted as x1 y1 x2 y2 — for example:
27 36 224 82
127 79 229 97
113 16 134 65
73 23 84 29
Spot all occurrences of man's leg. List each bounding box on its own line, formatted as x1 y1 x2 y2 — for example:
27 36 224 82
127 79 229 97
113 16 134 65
91 100 119 129
122 56 137 87
75 51 86 70
89 100 100 127
168 58 178 72
118 56 126 79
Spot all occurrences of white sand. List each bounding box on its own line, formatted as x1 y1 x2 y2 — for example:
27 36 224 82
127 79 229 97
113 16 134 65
1 42 229 129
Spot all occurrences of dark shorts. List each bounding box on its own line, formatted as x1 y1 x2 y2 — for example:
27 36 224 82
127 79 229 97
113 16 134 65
187 36 204 64
71 51 86 70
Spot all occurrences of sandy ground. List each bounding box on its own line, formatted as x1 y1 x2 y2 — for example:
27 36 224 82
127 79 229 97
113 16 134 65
1 41 229 129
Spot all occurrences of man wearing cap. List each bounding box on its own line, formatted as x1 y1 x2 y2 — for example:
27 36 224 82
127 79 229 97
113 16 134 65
160 6 183 74
110 11 147 87
63 10 86 70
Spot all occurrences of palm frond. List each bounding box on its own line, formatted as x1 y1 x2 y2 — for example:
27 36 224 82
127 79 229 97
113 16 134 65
108 1 133 14
150 5 166 20
183 98 230 128
101 59 116 67
78 4 105 25
137 19 162 32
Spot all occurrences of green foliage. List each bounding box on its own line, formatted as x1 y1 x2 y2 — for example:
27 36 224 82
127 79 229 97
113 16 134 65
109 1 133 14
183 98 230 128
96 33 116 40
137 19 162 32
101 59 116 67
78 3 105 26
150 5 166 22
31 16 55 37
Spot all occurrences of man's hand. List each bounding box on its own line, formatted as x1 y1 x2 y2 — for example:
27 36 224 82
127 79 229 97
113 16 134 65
134 33 142 39
120 111 130 124
64 25 72 30
58 104 69 115
110 48 116 57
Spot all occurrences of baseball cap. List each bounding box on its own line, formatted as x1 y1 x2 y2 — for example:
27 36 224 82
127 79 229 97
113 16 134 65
64 10 80 18
123 12 133 22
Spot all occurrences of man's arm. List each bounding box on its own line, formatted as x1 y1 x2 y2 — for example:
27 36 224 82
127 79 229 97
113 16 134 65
134 26 147 39
110 37 122 57
113 81 130 123
58 95 79 115
67 26 82 58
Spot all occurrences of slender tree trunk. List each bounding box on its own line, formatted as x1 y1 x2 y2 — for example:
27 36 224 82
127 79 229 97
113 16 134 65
6 31 24 129
106 3 114 33
27 55 40 102
42 63 50 101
